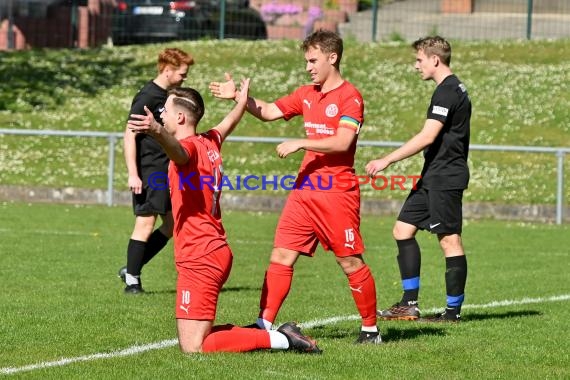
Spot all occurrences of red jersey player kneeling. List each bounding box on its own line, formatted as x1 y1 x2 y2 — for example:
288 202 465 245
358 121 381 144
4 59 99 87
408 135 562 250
128 78 321 354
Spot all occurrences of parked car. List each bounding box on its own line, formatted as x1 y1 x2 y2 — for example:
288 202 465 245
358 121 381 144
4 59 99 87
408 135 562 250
112 0 266 45
203 0 268 40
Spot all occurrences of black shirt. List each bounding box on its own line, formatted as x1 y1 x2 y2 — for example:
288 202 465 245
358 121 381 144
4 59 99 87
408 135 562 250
128 81 169 182
420 74 471 190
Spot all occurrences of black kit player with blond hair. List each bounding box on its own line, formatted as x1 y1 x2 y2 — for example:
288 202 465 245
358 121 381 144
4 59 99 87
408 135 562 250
366 36 471 322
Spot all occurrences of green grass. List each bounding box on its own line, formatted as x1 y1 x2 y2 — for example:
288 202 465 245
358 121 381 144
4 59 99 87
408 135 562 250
0 202 569 378
0 39 569 204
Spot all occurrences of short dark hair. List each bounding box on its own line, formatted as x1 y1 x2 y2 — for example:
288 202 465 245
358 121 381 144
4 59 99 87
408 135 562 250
412 36 451 66
167 87 204 124
301 29 343 68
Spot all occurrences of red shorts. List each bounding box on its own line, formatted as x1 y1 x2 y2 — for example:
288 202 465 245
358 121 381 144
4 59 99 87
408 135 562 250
175 245 233 320
274 189 364 257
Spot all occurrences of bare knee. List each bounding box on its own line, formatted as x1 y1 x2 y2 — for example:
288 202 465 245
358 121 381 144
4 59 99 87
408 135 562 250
438 234 464 257
179 342 202 354
177 319 210 353
131 215 157 240
393 221 417 241
336 255 364 275
178 333 204 354
270 248 300 267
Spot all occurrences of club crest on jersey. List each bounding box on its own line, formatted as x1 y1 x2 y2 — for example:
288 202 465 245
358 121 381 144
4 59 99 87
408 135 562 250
326 104 339 117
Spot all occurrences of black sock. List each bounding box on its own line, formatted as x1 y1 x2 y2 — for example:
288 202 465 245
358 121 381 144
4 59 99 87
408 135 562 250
396 238 421 304
142 229 170 266
445 255 468 313
127 239 146 276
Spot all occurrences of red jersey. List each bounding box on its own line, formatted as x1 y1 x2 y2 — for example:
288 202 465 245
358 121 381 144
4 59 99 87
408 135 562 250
168 130 227 262
275 81 364 192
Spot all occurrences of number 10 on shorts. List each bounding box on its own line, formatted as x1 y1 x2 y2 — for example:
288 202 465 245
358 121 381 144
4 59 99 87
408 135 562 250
181 290 191 305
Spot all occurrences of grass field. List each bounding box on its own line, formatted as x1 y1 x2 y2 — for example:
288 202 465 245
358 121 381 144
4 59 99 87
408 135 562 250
0 39 569 204
1 202 568 379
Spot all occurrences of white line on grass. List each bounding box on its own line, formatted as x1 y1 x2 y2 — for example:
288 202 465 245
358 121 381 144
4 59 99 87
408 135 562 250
2 294 568 375
0 228 100 236
0 339 178 375
300 293 570 328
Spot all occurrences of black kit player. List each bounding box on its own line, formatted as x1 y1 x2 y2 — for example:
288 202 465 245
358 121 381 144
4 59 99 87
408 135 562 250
118 48 194 294
366 36 471 322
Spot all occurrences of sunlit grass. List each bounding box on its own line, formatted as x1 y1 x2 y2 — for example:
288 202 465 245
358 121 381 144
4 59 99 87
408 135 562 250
0 39 568 204
0 203 568 378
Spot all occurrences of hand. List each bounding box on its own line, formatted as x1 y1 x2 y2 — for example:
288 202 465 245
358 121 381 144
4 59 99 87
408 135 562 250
127 106 161 135
276 140 303 158
236 77 251 104
365 158 390 177
127 174 142 194
209 72 237 100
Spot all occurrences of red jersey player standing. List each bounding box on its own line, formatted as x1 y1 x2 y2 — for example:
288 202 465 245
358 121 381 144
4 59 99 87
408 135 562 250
210 29 381 344
127 79 320 354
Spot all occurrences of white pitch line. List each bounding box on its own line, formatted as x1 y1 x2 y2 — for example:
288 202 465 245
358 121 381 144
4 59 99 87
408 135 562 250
0 339 178 375
300 293 570 329
0 228 99 236
458 294 570 310
1 294 568 375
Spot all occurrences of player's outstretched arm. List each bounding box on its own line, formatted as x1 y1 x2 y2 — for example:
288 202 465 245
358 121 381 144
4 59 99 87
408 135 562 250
213 77 251 142
365 118 444 176
128 106 189 165
276 126 357 158
365 158 391 177
245 96 284 122
209 72 283 122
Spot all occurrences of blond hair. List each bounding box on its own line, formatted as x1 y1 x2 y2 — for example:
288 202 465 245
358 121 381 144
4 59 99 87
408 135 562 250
412 36 451 66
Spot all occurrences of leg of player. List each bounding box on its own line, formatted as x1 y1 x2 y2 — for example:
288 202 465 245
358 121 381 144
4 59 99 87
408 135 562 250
378 221 422 320
122 214 157 294
253 248 300 330
178 320 321 353
118 212 173 289
422 233 466 322
141 211 173 266
337 255 382 344
178 319 212 353
176 246 317 354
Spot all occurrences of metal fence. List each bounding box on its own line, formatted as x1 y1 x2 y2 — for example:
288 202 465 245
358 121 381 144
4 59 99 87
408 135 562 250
345 0 570 42
0 128 568 224
1 0 570 50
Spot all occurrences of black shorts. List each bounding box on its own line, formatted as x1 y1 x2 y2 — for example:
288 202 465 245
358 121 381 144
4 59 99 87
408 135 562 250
132 185 171 216
397 187 464 234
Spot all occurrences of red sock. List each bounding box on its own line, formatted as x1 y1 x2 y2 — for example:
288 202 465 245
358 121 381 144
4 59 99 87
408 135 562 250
202 325 271 352
347 265 377 327
259 262 294 323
